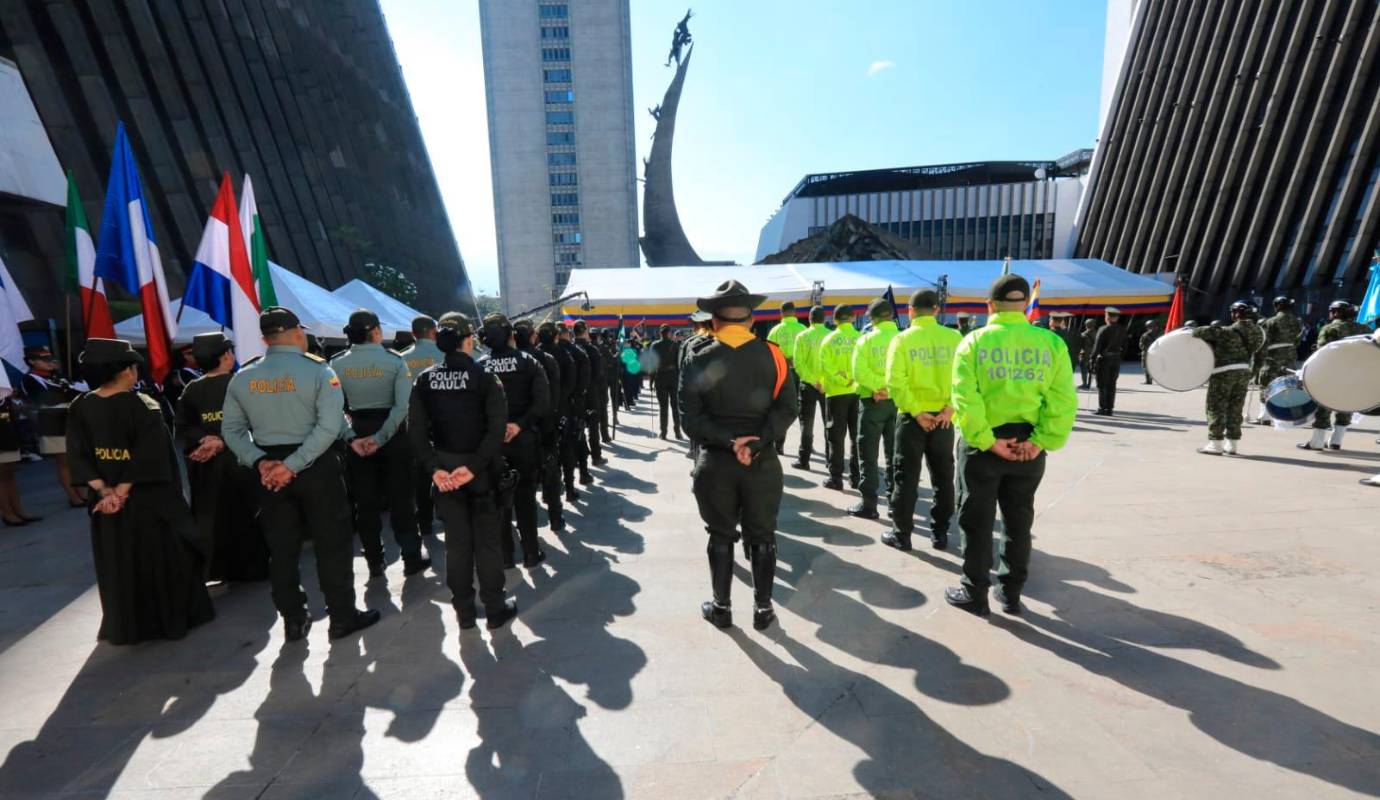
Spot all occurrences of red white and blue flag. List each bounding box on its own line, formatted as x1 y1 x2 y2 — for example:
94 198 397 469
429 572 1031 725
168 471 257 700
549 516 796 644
184 172 263 361
94 122 177 382
1026 278 1044 322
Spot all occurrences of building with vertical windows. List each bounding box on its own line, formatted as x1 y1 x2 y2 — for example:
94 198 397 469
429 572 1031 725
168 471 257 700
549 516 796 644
755 152 1092 263
0 0 473 321
479 0 639 315
1077 0 1380 315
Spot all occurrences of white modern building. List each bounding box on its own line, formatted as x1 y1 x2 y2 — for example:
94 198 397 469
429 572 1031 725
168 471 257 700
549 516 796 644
755 154 1092 264
479 0 639 315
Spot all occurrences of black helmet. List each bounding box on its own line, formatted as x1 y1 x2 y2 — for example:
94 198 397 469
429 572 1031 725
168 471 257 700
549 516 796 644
1273 295 1293 307
1329 300 1352 314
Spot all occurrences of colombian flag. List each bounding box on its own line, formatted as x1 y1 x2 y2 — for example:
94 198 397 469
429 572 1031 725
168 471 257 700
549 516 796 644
1025 278 1044 322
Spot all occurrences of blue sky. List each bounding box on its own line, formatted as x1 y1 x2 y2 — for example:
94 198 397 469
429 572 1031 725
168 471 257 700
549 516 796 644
380 0 1109 296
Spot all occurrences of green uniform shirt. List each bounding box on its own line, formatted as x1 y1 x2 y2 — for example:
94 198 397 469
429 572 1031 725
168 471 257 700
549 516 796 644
885 316 962 415
1317 318 1370 347
222 344 346 474
851 319 899 396
331 342 412 445
793 323 830 385
766 316 807 361
401 338 443 374
819 322 861 397
1192 320 1264 367
952 311 1077 452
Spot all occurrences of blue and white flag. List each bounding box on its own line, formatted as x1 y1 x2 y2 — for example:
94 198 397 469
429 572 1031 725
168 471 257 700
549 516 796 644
1356 251 1380 327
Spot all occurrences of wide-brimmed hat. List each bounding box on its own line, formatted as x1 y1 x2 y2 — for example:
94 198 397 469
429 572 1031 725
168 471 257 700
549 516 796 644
79 338 144 366
192 332 234 361
697 280 765 314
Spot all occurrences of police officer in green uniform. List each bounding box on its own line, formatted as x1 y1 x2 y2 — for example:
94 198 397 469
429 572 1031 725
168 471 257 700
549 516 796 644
1299 301 1370 451
766 302 806 453
789 305 830 471
1092 307 1127 415
944 276 1077 617
1138 319 1160 384
409 314 518 630
333 309 430 578
222 307 380 641
1253 297 1303 425
847 298 900 519
681 281 797 631
402 316 443 538
1078 318 1097 389
883 289 962 551
650 324 683 439
819 304 862 490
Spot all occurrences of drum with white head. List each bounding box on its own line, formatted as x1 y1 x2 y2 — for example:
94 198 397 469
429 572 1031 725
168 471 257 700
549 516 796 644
1300 334 1380 413
1145 328 1215 391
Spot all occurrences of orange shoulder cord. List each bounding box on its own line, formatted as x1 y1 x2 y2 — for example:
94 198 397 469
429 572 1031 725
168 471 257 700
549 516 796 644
768 342 788 400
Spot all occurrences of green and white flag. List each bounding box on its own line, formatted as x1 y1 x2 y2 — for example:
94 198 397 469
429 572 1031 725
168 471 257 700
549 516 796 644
239 175 276 306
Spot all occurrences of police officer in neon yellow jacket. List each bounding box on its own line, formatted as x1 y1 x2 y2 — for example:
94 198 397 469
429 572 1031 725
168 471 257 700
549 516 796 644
766 301 807 452
883 288 963 551
944 275 1076 617
790 305 831 470
818 304 862 489
847 298 900 518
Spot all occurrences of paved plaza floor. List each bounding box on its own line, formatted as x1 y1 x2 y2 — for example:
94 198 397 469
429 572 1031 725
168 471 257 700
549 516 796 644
1 368 1379 799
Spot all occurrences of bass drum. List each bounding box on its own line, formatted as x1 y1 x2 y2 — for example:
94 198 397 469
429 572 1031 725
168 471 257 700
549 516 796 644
1300 335 1380 413
1145 329 1215 391
1263 373 1315 423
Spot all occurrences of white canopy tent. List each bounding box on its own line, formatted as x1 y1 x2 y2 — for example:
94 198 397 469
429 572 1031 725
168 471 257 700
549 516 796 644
330 279 424 336
560 259 1174 323
115 263 359 345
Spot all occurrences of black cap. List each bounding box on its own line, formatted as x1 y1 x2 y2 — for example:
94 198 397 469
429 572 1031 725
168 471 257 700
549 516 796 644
346 309 380 334
514 318 536 333
572 319 588 334
1329 300 1352 313
23 345 54 361
192 331 233 361
866 297 894 319
482 312 512 329
989 274 1031 302
1230 300 1252 312
79 338 144 366
438 311 475 337
659 324 671 335
909 289 939 309
260 306 304 335
1273 296 1293 307
696 280 766 314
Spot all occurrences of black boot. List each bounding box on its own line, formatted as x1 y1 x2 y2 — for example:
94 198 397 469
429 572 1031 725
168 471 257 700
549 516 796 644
703 541 735 629
328 608 381 639
847 501 879 520
403 552 432 576
749 542 777 631
366 555 385 579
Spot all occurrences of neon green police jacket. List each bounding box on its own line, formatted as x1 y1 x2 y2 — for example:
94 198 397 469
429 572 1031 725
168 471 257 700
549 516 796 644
793 323 830 386
819 322 861 398
851 320 899 397
766 316 807 361
885 316 963 415
952 311 1077 452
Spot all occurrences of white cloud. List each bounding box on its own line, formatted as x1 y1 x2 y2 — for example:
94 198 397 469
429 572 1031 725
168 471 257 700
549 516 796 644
867 60 895 77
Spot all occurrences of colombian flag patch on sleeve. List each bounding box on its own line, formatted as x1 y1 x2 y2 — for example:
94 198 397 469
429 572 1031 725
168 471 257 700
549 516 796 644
329 375 341 388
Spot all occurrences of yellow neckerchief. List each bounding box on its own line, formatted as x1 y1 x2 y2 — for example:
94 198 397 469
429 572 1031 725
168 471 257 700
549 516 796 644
715 323 756 349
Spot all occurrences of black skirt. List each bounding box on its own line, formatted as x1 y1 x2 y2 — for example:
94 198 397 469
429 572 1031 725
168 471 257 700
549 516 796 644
89 484 215 645
189 451 270 582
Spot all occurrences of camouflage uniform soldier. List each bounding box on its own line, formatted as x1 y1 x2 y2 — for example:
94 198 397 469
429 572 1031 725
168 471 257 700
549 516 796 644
1252 297 1303 424
1138 320 1160 384
1192 302 1265 456
1078 319 1097 389
1299 301 1371 451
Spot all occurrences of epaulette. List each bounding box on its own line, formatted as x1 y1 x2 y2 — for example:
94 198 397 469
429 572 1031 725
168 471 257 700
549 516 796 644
240 355 263 368
134 391 162 412
386 347 405 358
303 352 327 363
689 336 718 355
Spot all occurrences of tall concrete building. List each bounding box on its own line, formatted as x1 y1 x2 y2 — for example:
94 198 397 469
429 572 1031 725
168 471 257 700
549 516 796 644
1078 0 1380 315
0 0 474 320
480 0 639 314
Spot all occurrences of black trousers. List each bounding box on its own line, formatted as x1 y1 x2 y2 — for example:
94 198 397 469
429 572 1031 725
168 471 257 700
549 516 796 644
797 383 826 463
255 447 356 622
889 415 955 536
539 427 563 521
655 372 681 435
622 372 640 406
583 400 603 463
436 479 506 621
605 381 619 434
559 408 585 489
1096 356 1121 411
692 447 783 547
415 468 434 538
499 429 542 564
958 445 1046 597
825 394 860 481
775 374 799 453
1079 359 1092 389
857 397 896 500
346 433 422 564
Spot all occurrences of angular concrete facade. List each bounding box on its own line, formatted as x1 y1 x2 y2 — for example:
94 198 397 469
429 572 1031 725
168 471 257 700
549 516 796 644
1078 0 1380 315
480 0 638 315
0 0 473 320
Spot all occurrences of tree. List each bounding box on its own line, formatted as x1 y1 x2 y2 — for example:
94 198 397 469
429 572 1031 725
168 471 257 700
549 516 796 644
476 293 502 317
362 261 417 306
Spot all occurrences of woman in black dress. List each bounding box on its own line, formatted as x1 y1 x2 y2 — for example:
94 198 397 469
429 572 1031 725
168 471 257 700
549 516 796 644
175 332 269 582
66 338 214 645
